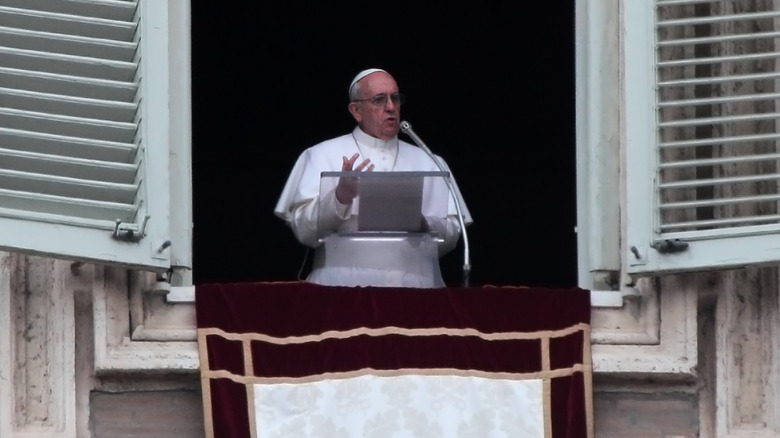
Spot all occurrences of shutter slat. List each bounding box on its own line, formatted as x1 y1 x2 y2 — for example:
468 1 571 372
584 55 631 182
660 153 780 168
659 173 780 189
658 10 780 27
656 223 780 242
0 86 138 121
662 193 780 209
0 67 137 100
0 25 137 61
0 108 137 143
659 92 780 107
659 111 780 128
0 128 136 162
660 215 780 231
0 46 137 82
0 6 137 41
658 50 780 67
0 189 137 222
660 195 780 210
660 133 780 148
0 147 137 182
658 71 780 87
658 30 780 47
0 0 137 22
0 169 137 203
657 0 725 6
0 206 118 230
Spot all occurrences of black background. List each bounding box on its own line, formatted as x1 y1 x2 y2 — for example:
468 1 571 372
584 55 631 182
190 2 577 288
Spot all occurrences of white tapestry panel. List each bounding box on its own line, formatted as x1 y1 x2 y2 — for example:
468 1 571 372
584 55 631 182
253 374 543 438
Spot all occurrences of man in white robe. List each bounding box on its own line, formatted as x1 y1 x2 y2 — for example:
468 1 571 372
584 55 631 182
274 68 472 288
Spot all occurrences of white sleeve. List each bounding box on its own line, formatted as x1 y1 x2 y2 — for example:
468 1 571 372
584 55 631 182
287 187 353 248
424 215 463 256
275 148 354 247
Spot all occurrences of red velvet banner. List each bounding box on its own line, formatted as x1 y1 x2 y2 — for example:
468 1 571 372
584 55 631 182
196 281 593 438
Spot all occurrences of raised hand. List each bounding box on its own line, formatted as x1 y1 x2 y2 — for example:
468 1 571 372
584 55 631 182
335 153 374 204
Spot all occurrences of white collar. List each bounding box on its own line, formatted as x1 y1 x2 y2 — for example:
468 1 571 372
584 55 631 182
353 126 398 150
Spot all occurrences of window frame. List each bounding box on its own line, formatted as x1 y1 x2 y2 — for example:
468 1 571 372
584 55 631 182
623 0 780 277
0 0 192 273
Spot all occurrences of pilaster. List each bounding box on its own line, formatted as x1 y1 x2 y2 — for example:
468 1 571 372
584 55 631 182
0 253 76 437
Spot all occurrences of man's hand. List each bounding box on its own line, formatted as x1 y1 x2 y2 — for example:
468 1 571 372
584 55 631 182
335 153 374 204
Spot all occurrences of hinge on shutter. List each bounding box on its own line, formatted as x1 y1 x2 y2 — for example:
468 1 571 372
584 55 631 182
112 216 150 242
651 239 689 254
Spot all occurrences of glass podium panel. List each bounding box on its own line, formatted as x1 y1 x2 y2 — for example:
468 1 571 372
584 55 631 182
316 171 450 242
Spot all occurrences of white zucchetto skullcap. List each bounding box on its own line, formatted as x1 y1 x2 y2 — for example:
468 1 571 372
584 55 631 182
349 68 388 96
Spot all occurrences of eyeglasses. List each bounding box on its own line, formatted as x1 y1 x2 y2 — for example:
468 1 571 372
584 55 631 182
352 92 406 107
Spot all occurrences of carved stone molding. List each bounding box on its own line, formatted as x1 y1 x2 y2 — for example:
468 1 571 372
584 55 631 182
592 278 660 346
0 253 76 437
592 276 698 377
128 271 197 342
715 267 780 437
92 266 198 373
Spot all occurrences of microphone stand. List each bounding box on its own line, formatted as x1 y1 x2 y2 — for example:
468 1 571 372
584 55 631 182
400 121 471 287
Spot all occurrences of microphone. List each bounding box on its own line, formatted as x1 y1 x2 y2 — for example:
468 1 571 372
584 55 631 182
400 121 472 287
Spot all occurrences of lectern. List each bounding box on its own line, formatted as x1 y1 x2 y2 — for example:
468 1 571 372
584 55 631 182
314 171 451 288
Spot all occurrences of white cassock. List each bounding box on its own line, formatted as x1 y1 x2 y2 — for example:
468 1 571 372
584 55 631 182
274 126 473 288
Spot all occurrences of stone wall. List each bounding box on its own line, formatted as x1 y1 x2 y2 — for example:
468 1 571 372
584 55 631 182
3 255 778 438
91 389 204 438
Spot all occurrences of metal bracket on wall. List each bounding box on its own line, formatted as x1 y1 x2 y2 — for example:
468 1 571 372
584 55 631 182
144 267 195 302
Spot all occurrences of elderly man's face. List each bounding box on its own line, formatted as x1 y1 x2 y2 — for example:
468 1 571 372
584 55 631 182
349 72 401 140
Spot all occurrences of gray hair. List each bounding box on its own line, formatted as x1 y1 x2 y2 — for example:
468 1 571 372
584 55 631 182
349 80 364 102
348 68 388 101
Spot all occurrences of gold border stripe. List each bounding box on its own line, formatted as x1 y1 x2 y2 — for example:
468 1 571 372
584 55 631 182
583 326 594 438
198 332 215 438
197 322 589 344
203 364 589 385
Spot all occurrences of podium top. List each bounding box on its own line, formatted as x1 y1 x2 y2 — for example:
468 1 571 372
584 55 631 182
316 171 451 241
320 170 450 178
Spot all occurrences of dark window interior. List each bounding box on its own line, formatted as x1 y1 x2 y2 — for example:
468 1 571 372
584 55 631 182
191 2 577 288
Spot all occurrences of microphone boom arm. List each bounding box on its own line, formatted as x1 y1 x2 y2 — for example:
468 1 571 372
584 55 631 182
400 121 471 287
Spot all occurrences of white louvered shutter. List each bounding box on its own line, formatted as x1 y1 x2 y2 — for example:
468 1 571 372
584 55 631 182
625 0 780 276
0 0 188 271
